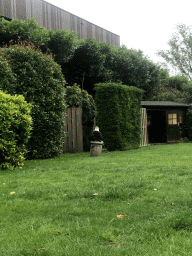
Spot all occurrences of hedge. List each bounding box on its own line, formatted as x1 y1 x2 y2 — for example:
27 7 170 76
1 44 67 159
95 83 143 151
0 91 32 170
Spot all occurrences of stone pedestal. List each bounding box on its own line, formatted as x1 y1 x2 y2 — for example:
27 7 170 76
90 141 103 157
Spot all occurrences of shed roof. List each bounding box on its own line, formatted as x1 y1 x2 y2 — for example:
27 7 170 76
141 101 189 107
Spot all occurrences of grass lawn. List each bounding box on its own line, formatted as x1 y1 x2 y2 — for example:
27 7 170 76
1 143 192 255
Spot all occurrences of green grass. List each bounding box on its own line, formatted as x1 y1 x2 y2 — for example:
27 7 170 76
1 143 192 255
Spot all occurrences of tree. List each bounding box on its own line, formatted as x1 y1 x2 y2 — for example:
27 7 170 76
62 39 106 95
0 17 77 62
148 70 190 103
157 24 192 80
48 29 77 65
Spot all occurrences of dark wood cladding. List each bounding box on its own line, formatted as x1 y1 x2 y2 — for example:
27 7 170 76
0 0 120 46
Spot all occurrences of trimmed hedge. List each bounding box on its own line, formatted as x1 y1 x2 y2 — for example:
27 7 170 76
95 83 143 151
1 44 67 159
65 84 96 151
185 105 192 140
0 91 32 170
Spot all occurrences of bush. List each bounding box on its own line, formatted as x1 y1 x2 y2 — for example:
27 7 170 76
0 55 16 90
185 105 192 141
0 91 32 170
1 44 67 159
65 84 96 151
95 83 143 151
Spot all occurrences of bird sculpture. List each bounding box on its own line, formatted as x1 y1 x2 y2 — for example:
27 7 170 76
93 126 103 142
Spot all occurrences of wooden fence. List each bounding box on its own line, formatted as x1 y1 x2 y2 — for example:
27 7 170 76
140 108 148 147
63 108 83 153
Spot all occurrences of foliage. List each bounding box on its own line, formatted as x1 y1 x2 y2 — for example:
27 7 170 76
0 17 77 61
62 39 161 98
186 105 192 140
1 44 67 159
148 70 192 103
0 54 16 90
0 17 163 99
65 84 96 151
95 83 143 151
62 39 106 95
157 23 192 80
47 29 77 64
168 75 192 91
0 91 32 170
0 17 50 52
149 84 186 102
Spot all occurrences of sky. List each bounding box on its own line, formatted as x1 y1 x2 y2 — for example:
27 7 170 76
45 0 192 75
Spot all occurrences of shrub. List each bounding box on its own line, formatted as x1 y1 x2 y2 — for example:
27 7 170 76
185 105 192 141
0 91 32 170
65 84 96 151
1 44 67 159
95 83 143 151
0 55 16 90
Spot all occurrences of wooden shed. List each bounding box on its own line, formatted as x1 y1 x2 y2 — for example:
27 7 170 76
141 101 189 146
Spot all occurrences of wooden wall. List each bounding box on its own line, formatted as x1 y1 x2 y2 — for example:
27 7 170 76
63 108 83 153
0 0 120 46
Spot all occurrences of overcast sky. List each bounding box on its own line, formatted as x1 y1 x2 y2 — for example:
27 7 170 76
45 0 192 74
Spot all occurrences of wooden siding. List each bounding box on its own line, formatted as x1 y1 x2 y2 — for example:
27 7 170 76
63 108 83 153
0 0 120 46
140 108 148 147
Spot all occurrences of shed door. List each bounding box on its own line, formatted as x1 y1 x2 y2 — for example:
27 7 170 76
166 111 180 143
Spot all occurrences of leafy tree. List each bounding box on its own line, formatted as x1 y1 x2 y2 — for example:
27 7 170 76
107 45 161 99
0 17 164 99
1 44 67 159
157 24 192 80
63 40 161 98
149 85 186 102
0 17 49 52
168 75 192 91
0 17 77 61
62 39 106 95
48 29 77 64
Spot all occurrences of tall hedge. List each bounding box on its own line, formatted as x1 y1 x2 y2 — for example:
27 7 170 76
185 105 192 140
0 91 32 170
95 83 143 151
1 44 67 159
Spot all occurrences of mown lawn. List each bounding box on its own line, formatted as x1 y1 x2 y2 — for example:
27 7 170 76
1 143 192 255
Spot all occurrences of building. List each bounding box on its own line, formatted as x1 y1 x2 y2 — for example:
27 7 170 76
141 101 189 146
0 0 120 46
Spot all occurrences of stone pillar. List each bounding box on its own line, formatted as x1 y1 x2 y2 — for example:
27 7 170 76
90 141 103 157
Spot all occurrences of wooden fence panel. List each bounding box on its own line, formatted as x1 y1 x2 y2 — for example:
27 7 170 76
140 108 148 147
76 108 83 152
63 108 83 153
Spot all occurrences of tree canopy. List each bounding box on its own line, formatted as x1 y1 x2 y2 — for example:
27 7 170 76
157 24 192 80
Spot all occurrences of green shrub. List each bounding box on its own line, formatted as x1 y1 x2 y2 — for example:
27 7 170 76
0 91 32 170
95 83 143 151
0 55 16 90
1 44 67 159
65 84 96 151
185 105 192 141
